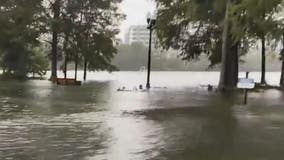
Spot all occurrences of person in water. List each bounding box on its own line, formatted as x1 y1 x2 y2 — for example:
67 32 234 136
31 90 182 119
117 86 126 91
207 84 213 91
117 85 144 92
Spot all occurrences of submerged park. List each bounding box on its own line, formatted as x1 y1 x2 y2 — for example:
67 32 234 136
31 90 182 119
1 0 284 159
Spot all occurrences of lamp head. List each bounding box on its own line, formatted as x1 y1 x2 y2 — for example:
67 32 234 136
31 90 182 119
146 12 151 24
147 18 151 24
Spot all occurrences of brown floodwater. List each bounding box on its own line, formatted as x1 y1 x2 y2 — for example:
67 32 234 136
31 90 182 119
0 72 284 160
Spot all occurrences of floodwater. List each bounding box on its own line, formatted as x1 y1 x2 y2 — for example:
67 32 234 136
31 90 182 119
0 72 284 160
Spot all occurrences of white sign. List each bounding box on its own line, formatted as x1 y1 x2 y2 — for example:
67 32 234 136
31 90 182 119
237 78 255 89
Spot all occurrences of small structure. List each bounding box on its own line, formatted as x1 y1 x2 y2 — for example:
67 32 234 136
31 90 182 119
56 53 82 86
56 78 81 86
237 78 255 89
237 72 255 105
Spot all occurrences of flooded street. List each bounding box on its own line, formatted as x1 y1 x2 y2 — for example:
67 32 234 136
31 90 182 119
1 72 284 160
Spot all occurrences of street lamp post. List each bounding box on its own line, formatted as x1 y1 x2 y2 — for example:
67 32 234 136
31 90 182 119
146 14 156 89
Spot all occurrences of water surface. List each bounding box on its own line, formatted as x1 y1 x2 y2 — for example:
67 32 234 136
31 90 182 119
0 72 284 160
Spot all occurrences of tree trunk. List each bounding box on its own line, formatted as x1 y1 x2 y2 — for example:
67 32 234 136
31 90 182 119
280 35 284 87
219 0 239 90
63 34 69 80
231 42 239 86
280 57 284 87
64 56 67 79
83 59 87 81
75 54 78 81
222 39 239 89
261 36 266 85
219 0 230 90
50 0 60 82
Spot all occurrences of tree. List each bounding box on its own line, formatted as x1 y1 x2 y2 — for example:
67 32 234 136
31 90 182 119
278 20 284 87
0 0 124 80
155 0 283 89
219 0 233 89
46 0 61 81
280 35 284 87
28 46 49 78
59 0 124 80
0 0 46 78
231 0 282 85
155 0 241 90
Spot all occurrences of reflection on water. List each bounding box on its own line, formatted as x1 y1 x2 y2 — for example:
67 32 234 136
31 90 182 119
0 72 284 160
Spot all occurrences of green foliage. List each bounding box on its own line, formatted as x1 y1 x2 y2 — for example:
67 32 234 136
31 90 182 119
0 0 124 79
28 46 49 77
155 0 284 66
155 0 227 66
47 0 125 73
231 0 283 41
230 0 283 84
0 0 46 78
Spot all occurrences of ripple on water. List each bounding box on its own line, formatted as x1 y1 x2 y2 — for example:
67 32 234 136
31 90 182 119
1 72 284 160
0 111 112 160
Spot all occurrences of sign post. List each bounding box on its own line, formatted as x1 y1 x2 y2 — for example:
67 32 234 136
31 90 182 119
244 72 249 105
237 72 255 105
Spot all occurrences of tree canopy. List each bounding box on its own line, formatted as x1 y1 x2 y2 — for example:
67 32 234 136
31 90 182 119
45 0 124 80
0 0 124 79
155 0 284 89
0 0 47 78
155 0 227 66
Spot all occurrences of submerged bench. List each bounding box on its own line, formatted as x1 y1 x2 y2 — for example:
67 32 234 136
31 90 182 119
56 78 82 86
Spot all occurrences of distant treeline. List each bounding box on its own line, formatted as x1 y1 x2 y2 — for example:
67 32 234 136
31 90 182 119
113 43 282 72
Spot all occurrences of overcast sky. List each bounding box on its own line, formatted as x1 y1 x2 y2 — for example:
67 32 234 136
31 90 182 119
119 0 156 40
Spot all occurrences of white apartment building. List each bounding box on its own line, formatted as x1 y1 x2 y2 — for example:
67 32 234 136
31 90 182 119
125 25 157 46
